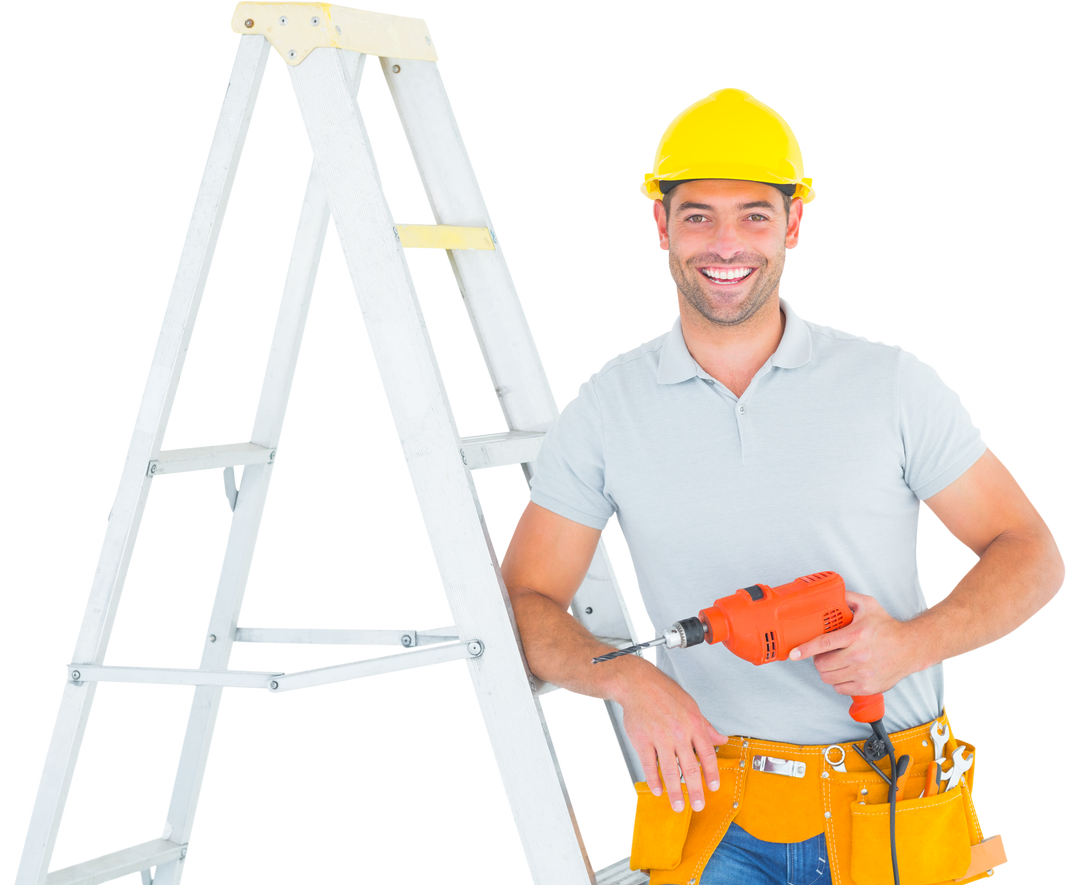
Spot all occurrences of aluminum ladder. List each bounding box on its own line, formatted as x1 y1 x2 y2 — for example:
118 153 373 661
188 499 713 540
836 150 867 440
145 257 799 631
16 4 647 885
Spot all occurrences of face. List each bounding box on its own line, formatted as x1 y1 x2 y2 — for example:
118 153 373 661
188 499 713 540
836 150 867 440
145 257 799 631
654 180 802 328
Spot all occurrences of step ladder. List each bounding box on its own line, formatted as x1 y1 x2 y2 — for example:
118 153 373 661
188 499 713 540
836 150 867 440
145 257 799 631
16 5 649 885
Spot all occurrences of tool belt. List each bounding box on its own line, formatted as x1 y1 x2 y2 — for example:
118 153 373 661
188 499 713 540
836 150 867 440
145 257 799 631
630 712 1004 885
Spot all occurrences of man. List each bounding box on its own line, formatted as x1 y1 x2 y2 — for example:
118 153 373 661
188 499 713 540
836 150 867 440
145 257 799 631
501 89 1063 883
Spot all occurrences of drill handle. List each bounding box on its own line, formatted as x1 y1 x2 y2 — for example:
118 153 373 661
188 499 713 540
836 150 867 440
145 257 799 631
848 693 885 723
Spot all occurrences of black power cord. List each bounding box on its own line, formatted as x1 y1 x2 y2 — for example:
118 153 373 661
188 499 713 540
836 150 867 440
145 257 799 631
851 720 901 885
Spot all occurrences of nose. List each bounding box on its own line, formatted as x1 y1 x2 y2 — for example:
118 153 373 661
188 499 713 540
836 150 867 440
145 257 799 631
709 219 745 260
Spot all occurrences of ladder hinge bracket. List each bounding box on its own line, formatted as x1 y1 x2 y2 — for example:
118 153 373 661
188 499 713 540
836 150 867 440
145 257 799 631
231 3 438 67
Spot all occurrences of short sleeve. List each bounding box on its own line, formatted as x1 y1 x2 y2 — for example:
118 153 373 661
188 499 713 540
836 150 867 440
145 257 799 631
898 350 986 500
529 379 615 529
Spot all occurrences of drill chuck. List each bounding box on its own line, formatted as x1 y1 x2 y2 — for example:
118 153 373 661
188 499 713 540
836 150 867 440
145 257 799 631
663 617 707 649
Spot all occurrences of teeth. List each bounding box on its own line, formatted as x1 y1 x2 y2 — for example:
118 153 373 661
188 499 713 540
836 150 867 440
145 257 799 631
703 267 752 281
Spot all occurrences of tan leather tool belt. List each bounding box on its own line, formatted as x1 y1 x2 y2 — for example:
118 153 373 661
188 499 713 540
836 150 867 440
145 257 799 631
629 712 1004 885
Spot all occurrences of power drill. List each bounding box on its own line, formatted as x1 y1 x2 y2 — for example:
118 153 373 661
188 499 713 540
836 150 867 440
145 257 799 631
593 571 901 885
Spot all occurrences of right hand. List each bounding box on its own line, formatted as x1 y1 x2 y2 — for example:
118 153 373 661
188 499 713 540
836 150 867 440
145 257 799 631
614 659 728 812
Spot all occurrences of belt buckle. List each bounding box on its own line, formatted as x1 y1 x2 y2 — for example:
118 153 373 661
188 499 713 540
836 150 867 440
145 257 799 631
752 755 806 778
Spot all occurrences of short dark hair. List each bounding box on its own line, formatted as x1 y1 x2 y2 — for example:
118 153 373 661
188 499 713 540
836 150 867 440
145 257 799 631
662 182 792 219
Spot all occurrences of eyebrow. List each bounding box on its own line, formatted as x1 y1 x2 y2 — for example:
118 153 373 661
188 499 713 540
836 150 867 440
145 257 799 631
676 199 779 213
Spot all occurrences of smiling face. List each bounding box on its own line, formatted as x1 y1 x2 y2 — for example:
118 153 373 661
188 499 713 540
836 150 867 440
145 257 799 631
654 180 802 328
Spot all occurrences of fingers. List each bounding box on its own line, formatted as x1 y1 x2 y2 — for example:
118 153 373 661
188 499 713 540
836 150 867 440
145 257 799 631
657 748 687 812
652 739 721 812
789 624 854 661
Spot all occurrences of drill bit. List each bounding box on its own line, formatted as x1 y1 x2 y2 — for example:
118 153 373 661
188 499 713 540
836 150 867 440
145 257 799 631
592 636 667 663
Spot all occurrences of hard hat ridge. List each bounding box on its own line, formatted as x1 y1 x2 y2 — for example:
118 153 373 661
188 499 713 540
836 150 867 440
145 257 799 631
642 88 814 203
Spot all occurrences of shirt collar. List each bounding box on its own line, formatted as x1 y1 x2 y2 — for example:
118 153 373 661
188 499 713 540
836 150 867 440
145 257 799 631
656 298 812 385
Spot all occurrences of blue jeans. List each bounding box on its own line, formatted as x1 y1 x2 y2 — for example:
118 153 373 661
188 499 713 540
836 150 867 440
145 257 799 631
699 822 832 885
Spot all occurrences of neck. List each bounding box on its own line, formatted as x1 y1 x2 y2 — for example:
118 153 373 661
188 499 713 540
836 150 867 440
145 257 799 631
679 293 785 398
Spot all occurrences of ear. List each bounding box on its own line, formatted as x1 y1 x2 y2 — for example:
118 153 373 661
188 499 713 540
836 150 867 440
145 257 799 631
653 199 670 250
785 198 804 249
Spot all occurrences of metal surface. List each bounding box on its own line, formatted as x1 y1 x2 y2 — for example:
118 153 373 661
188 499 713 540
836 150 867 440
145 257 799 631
235 626 459 645
942 745 973 792
23 15 649 884
15 31 276 881
931 719 949 762
824 744 847 773
227 0 442 66
396 223 494 250
282 45 604 881
752 755 807 778
45 838 185 885
594 858 649 885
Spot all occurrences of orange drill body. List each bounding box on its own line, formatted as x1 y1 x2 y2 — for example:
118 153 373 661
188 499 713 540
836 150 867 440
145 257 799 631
697 571 885 724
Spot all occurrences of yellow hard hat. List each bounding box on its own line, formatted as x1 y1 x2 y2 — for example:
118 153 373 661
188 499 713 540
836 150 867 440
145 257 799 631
642 88 814 203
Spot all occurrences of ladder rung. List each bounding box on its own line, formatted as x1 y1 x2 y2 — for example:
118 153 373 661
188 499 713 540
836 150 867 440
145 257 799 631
69 641 480 692
147 442 275 476
395 224 494 250
460 430 545 470
235 627 460 647
595 857 648 885
45 838 186 885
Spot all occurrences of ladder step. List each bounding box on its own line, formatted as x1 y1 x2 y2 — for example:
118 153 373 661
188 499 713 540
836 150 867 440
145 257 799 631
235 626 459 647
69 641 481 692
147 442 275 476
45 838 186 885
144 432 544 481
395 223 494 250
459 430 545 470
595 857 648 885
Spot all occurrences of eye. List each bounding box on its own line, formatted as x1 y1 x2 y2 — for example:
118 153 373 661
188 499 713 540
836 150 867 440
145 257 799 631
747 213 768 222
685 214 708 223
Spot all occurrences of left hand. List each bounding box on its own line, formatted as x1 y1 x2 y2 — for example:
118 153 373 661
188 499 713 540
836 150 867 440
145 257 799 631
789 591 918 696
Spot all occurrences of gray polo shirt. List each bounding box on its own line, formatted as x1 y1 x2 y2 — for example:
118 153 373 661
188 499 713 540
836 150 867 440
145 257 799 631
530 300 985 744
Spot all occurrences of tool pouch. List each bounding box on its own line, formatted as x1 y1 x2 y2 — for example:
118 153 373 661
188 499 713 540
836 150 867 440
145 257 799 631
848 786 974 885
629 783 692 872
629 753 746 883
629 717 999 885
822 730 993 885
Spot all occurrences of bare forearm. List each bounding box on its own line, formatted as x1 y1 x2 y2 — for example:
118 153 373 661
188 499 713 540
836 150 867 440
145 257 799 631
509 587 647 702
906 527 1064 671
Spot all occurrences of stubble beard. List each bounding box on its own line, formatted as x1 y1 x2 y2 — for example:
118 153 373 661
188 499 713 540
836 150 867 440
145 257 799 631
670 248 786 328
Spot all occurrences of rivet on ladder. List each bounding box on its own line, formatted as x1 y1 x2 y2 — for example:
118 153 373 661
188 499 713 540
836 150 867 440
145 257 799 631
278 15 288 25
244 18 253 28
287 49 297 60
392 64 401 73
584 607 593 614
208 634 216 643
310 16 320 26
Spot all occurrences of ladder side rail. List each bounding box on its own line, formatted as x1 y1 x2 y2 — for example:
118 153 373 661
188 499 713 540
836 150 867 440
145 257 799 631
289 47 594 884
16 35 271 885
379 56 557 431
381 57 644 781
150 49 367 885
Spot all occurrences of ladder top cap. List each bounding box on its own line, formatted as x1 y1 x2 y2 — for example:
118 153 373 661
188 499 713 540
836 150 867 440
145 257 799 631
232 3 437 65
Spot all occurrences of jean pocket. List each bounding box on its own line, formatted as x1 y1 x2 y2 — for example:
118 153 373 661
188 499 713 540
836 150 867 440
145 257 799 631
789 831 829 885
